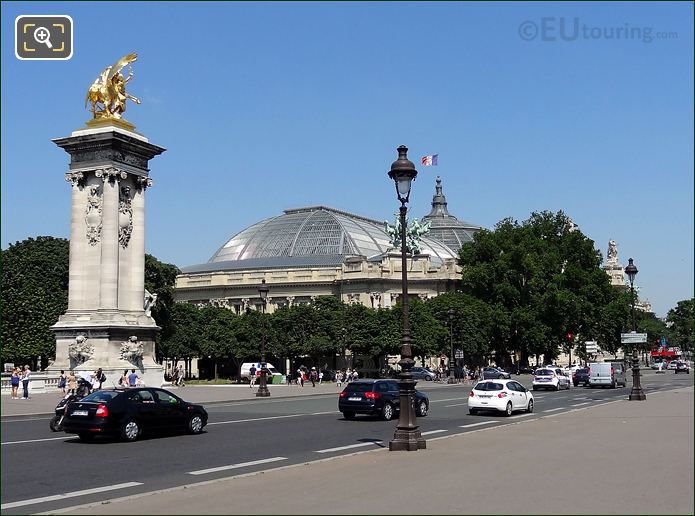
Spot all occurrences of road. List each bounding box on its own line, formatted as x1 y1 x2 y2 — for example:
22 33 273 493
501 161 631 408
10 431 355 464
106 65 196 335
1 370 691 514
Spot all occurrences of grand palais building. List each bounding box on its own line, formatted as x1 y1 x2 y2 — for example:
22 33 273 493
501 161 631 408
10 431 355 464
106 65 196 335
174 177 481 313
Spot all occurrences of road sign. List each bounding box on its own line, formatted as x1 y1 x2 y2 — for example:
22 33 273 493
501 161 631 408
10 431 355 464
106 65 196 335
584 341 598 353
454 349 464 359
621 333 648 344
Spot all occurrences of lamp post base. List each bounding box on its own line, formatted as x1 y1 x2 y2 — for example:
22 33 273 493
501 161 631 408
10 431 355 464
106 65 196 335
255 386 271 397
389 429 426 451
628 387 646 401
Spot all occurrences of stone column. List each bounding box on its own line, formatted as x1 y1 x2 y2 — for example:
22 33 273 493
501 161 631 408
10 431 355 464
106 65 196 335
96 168 123 311
65 172 84 310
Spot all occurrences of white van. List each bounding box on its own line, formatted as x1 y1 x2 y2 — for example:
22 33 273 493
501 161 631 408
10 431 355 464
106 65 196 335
240 362 282 382
588 362 627 388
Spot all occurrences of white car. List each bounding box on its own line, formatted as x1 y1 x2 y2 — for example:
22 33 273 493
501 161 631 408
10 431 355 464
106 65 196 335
468 379 534 416
239 362 283 382
667 361 679 370
532 368 570 390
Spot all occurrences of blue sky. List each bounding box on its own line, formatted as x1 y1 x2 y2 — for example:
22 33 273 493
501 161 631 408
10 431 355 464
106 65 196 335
2 2 693 317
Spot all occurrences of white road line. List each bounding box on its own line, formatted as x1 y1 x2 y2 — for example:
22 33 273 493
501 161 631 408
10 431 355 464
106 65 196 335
421 429 447 436
207 410 339 426
510 413 535 418
1 436 77 446
542 407 565 413
0 482 143 510
571 402 590 407
1 417 52 423
431 397 469 403
444 403 468 407
188 457 287 475
316 441 383 453
572 397 588 401
459 421 497 428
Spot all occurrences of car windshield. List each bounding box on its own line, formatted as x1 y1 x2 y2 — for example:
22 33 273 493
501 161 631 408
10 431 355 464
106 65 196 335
536 369 554 376
80 391 121 402
474 382 504 391
345 383 373 393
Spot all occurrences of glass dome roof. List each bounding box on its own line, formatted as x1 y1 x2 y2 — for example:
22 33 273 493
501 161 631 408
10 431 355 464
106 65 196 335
182 206 459 273
421 177 481 251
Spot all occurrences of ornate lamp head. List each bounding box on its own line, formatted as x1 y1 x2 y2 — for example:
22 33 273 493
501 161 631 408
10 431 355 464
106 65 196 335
388 145 418 204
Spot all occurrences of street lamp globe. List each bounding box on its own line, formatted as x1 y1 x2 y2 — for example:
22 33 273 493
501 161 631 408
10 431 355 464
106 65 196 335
625 258 638 284
258 279 269 302
388 145 418 204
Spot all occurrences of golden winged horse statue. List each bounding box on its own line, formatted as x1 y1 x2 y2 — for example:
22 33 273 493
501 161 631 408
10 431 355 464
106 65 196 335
86 53 141 120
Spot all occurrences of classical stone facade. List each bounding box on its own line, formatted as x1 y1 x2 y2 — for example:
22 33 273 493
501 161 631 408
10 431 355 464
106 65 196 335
49 123 166 386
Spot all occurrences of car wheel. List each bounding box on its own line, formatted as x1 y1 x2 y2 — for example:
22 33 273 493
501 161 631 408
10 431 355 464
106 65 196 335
555 384 560 391
469 408 478 415
381 403 395 421
49 415 62 432
416 400 428 417
342 411 355 420
526 399 534 413
187 414 204 434
121 419 141 442
610 381 616 389
504 402 513 417
532 386 537 391
573 381 578 387
424 376 432 382
77 432 94 442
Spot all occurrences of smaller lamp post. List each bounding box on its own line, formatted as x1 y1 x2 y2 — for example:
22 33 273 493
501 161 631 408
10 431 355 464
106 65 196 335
625 258 646 401
448 308 457 383
256 279 271 397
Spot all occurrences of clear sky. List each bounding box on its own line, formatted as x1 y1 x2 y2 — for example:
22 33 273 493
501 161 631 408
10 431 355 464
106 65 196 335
2 2 693 317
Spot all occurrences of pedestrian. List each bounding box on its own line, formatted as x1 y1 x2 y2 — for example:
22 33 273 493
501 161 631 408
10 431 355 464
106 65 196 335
21 365 31 399
119 369 129 388
319 371 324 385
176 365 185 387
94 368 106 390
58 370 67 394
68 370 77 394
336 370 342 388
286 371 292 386
128 369 139 387
352 369 359 381
10 367 20 399
249 364 257 387
310 367 317 387
346 368 352 383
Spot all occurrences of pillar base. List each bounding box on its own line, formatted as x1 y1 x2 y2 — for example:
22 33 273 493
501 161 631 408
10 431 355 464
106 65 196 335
256 386 271 397
628 388 647 401
389 429 426 451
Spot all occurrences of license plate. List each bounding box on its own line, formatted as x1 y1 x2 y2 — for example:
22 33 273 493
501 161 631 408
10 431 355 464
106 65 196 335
71 410 88 416
348 397 361 401
480 395 492 398
481 401 488 404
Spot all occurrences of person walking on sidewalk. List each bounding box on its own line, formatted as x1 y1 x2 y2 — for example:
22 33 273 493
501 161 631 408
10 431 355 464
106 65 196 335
68 370 77 394
249 364 257 387
94 368 106 390
10 367 20 399
309 367 317 387
21 365 31 399
128 369 139 388
58 370 67 394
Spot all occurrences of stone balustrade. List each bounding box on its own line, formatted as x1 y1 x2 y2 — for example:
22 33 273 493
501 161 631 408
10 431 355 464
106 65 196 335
0 373 59 394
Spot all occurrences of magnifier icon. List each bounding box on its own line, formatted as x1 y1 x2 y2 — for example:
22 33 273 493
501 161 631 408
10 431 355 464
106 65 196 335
33 26 53 49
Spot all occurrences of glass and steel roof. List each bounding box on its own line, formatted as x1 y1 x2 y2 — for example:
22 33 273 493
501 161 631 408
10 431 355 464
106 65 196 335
421 177 481 251
182 206 460 273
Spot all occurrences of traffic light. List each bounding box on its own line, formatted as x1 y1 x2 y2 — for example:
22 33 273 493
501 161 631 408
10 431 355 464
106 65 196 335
566 332 574 341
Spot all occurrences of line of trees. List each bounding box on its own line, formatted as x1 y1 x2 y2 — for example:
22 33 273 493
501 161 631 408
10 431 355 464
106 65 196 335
2 210 691 375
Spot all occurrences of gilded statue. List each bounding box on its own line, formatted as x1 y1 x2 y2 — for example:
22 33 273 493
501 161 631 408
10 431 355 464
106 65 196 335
85 53 141 120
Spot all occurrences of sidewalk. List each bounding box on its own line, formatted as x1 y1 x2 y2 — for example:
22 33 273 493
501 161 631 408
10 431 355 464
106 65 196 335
46 386 694 515
0 383 345 419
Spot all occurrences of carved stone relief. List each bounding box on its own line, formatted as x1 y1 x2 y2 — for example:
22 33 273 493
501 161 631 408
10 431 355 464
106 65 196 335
68 335 93 364
85 184 103 246
120 335 144 364
118 185 133 248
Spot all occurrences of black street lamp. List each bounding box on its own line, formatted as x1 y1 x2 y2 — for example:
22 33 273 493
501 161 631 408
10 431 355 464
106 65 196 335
448 308 457 383
256 279 271 398
387 145 425 451
625 258 646 401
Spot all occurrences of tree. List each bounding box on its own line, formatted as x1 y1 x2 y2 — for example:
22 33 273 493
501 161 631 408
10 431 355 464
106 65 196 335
198 306 238 380
144 254 181 349
1 237 69 368
459 211 619 367
157 302 201 365
666 298 694 353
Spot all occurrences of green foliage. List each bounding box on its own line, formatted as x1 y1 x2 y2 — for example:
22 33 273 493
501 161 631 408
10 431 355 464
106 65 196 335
666 298 694 352
1 237 69 366
144 254 181 344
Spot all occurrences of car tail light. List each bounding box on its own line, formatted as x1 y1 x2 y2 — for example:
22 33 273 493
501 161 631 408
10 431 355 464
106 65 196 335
95 404 108 417
339 391 347 398
497 392 508 398
364 391 381 400
469 391 475 397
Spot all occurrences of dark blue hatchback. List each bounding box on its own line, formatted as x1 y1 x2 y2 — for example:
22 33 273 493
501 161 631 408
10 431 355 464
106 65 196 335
338 379 429 421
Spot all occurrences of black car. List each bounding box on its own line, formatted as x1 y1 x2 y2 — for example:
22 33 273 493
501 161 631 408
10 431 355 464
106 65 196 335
674 361 690 374
338 379 429 421
62 387 208 442
573 367 590 386
482 367 511 380
516 366 535 375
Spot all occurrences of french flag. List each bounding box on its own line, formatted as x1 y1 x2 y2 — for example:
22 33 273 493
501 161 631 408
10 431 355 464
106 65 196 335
421 154 438 166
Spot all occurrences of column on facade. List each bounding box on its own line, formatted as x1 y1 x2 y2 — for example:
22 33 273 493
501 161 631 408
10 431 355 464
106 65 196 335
118 175 139 311
96 168 122 310
65 172 84 310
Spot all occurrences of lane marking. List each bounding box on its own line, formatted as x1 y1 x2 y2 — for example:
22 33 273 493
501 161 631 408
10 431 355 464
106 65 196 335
2 436 77 446
1 417 52 423
542 407 565 413
572 397 588 401
188 457 287 476
430 397 469 403
316 441 383 453
459 421 496 428
0 482 143 510
571 402 590 407
208 410 339 426
510 413 534 418
421 429 447 436
444 403 468 407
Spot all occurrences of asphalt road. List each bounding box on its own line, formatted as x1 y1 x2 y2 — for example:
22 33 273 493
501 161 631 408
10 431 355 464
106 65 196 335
1 370 691 514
